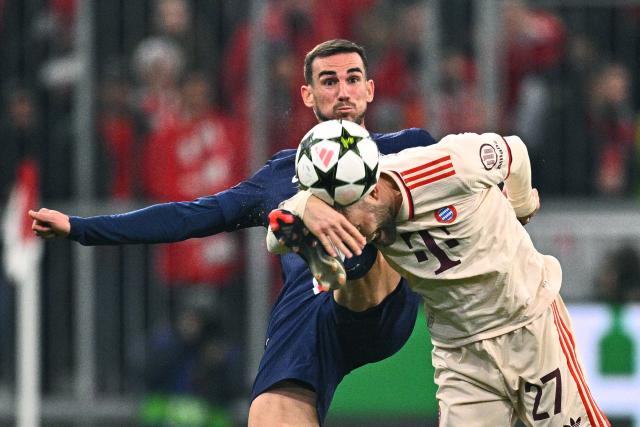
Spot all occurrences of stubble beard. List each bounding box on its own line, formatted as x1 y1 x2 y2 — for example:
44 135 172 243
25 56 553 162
369 203 397 247
376 217 397 246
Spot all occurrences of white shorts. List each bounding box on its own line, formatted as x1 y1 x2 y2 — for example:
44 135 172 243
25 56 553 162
432 296 610 426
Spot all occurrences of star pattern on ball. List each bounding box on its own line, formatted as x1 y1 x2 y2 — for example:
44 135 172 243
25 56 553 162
336 126 363 156
295 120 380 207
299 142 341 199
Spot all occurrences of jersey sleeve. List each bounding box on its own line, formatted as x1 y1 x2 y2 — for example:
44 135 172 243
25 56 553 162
69 155 279 246
438 133 535 217
438 132 513 191
380 132 535 219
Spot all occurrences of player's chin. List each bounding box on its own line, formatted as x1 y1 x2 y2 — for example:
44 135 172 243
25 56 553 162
334 110 362 124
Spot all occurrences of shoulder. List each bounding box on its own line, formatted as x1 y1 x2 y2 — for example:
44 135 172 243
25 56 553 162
371 128 436 154
269 149 297 162
266 149 296 172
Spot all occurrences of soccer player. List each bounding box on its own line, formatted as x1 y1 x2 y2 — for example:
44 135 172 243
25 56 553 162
29 39 437 426
270 132 611 426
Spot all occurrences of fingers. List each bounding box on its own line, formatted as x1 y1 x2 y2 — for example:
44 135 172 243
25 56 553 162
308 217 365 258
29 208 52 224
330 219 365 257
317 233 340 258
28 207 71 237
302 196 365 258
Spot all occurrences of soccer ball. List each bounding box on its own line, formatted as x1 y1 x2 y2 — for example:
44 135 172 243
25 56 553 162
295 119 380 207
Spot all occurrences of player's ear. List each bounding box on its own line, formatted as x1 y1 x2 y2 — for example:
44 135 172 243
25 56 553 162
366 79 374 103
367 183 380 201
301 84 314 108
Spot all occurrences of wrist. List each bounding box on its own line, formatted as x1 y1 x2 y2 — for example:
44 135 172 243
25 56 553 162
279 190 312 218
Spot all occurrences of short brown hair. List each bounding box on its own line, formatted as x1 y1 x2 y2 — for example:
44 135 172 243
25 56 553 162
303 39 369 84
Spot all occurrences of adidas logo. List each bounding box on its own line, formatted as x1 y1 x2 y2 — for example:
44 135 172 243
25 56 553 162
564 417 581 427
314 146 335 168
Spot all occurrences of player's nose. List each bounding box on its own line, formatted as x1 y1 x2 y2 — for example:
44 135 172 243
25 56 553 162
336 81 349 99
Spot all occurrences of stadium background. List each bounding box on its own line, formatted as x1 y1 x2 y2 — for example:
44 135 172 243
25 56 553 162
1 0 640 426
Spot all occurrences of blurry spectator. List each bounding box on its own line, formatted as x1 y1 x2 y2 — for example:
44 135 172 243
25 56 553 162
151 0 218 75
146 306 209 395
143 301 238 427
595 243 640 304
502 0 566 151
96 62 143 199
36 0 80 92
355 2 409 132
439 50 489 135
132 37 183 133
141 70 245 324
587 63 637 196
154 0 193 53
357 1 435 132
545 33 601 196
191 333 243 412
0 86 42 200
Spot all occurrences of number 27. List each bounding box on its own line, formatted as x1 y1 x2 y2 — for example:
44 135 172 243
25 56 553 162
526 368 562 421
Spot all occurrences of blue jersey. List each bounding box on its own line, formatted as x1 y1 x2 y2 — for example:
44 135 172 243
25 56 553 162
69 128 436 423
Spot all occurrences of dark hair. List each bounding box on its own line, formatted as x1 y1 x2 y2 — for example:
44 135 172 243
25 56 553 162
303 39 368 84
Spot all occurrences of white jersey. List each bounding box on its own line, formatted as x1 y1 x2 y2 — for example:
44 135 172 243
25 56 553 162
379 132 561 348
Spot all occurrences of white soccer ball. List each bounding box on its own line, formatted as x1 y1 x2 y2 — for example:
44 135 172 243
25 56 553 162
295 119 380 207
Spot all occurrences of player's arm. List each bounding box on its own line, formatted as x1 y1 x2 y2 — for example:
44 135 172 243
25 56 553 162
438 132 539 223
30 154 280 245
501 135 540 224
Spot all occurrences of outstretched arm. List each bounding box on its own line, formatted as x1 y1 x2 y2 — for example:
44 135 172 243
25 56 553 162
502 135 539 222
29 153 283 245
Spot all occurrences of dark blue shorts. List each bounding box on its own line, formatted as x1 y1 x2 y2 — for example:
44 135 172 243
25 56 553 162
250 278 420 424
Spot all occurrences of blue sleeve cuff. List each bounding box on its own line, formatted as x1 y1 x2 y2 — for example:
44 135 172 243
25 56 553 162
344 244 378 280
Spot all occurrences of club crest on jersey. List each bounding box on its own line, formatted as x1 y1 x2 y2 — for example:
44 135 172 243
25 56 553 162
434 205 457 223
479 143 498 170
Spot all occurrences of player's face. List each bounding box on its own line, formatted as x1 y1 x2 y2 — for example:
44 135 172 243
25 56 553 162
343 198 396 247
301 52 374 126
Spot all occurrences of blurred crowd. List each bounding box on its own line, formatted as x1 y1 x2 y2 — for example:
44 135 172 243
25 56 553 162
2 0 640 424
2 0 640 201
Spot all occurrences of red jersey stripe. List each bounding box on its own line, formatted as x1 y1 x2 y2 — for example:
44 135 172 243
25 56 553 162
552 303 609 426
551 303 600 427
401 156 451 177
407 170 456 190
404 162 454 184
552 303 610 426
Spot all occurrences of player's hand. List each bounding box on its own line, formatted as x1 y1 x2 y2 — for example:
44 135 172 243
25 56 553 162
516 188 540 226
302 195 365 258
28 208 71 239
